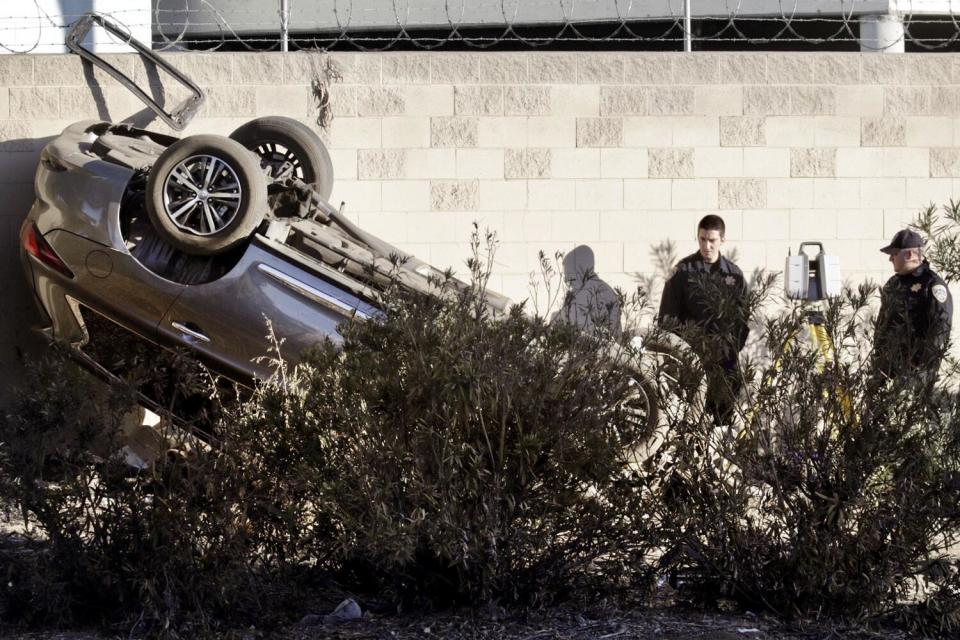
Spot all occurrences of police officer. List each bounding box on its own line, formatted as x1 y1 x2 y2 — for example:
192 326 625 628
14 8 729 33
658 215 750 424
874 229 953 383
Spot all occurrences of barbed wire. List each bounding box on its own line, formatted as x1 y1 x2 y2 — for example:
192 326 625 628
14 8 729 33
2 0 960 54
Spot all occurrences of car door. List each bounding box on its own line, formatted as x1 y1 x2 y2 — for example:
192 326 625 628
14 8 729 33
156 237 380 382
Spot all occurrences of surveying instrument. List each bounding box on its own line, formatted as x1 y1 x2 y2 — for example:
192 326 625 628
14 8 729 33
784 241 843 366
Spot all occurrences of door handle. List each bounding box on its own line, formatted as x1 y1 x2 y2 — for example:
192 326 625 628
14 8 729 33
171 321 211 343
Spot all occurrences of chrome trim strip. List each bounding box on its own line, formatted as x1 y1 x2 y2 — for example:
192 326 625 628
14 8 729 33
257 264 373 320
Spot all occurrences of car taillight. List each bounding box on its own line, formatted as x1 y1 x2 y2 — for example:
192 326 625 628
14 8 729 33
21 221 74 278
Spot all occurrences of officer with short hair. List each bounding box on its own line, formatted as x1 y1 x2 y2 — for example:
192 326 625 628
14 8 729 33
658 214 750 424
874 229 953 383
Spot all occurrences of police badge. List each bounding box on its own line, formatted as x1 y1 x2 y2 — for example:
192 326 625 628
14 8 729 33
933 284 949 303
724 275 736 286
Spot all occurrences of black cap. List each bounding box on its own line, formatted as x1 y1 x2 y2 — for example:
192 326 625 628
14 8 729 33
880 229 924 255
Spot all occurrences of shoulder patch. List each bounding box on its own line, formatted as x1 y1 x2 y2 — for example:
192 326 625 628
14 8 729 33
933 284 949 303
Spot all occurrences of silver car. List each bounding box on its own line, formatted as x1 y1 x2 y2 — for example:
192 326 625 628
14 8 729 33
20 14 509 390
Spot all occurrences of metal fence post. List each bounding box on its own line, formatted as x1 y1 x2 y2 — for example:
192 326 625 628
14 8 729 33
684 0 692 52
279 0 290 52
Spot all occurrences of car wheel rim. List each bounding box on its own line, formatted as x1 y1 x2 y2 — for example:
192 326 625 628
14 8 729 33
162 154 242 236
254 142 302 180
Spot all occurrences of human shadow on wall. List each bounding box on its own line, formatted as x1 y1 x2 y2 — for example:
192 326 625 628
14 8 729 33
551 244 622 336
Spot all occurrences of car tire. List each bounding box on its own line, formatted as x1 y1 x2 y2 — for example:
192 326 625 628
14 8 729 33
146 134 267 256
229 116 334 200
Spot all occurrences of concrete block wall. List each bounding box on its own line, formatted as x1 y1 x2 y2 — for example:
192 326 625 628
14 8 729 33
2 50 959 372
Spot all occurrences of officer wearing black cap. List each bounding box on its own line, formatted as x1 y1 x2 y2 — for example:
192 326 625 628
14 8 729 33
658 214 749 424
874 229 953 383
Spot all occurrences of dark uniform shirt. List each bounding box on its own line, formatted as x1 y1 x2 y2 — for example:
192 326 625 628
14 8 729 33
874 260 953 379
657 251 750 367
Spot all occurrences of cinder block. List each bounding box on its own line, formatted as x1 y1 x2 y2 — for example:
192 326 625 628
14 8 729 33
380 181 430 211
670 116 720 146
930 87 960 117
431 116 478 147
578 54 624 84
553 148 602 179
529 54 578 84
479 180 528 211
813 117 861 147
329 180 382 212
861 54 905 85
623 179 671 209
0 56 33 86
673 54 719 84
720 117 765 147
906 178 955 206
624 54 674 84
404 212 456 242
814 53 861 84
575 180 623 210
907 117 953 147
358 149 407 180
576 118 623 147
884 87 932 116
719 178 765 209
156 53 232 86
861 117 906 146
431 54 479 83
673 179 719 210
528 180 576 210
505 86 550 116
814 178 861 209
478 116 527 147
329 149 357 180
835 148 884 178
549 210 600 241
623 117 672 147
454 86 503 116
791 87 836 116
881 148 929 178
930 148 960 177
551 85 599 116
528 117 576 147
790 209 837 240
10 87 58 119
504 148 550 179
740 210 790 240
600 149 647 179
693 86 742 116
203 86 255 117
234 53 285 85
648 148 693 178
401 86 454 116
431 179 479 211
406 149 457 179
742 148 791 178
327 117 380 149
600 87 647 116
381 116 430 148
719 53 767 84
860 178 906 209
0 121 34 151
835 85 884 117
768 54 815 84
744 86 791 116
765 178 813 209
315 53 381 84
457 148 505 179
256 86 309 118
325 86 358 117
694 148 744 178
646 87 695 116
600 211 654 242
358 87 405 116
383 54 431 84
34 55 82 86
478 54 527 83
790 148 836 178
905 55 952 86
837 210 886 240
501 210 553 242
